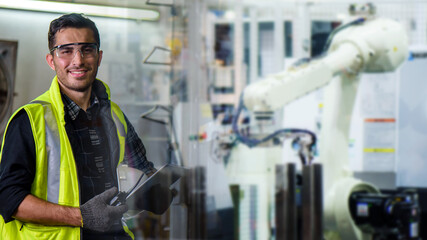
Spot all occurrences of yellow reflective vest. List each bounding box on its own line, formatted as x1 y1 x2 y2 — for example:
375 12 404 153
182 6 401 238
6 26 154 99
0 76 134 240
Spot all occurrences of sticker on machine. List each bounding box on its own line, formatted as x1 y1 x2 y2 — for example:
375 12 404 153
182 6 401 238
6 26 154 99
357 203 369 217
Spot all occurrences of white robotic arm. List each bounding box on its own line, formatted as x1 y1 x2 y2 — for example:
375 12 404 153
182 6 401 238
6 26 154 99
241 17 408 240
243 18 407 113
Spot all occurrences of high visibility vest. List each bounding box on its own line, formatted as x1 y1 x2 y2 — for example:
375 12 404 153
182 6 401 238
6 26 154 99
0 76 134 240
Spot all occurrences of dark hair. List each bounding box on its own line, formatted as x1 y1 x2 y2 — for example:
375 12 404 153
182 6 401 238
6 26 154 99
48 13 100 50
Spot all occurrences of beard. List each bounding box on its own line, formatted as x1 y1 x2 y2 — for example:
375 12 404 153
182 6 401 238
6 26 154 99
56 65 99 93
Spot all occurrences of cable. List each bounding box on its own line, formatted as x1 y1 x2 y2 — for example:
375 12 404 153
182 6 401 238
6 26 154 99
140 105 172 125
322 17 366 54
231 94 317 160
140 105 184 166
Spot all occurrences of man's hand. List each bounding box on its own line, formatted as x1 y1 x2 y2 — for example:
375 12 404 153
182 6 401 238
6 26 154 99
80 187 128 232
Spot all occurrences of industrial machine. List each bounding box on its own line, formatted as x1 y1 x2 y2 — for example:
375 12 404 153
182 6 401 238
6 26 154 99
230 13 420 240
0 40 17 140
349 191 419 240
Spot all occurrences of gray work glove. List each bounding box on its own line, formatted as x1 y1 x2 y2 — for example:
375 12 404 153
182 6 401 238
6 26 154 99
80 187 128 232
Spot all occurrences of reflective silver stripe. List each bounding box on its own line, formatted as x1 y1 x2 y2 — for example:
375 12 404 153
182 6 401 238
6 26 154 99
31 101 61 204
112 111 125 137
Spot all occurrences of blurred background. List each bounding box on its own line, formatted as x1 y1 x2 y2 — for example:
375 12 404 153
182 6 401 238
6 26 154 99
1 0 427 239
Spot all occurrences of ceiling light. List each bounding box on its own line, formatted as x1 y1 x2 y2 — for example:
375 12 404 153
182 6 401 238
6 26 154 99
146 0 173 6
0 0 159 21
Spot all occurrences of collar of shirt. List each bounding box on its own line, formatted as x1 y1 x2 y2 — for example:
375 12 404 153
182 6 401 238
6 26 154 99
61 92 99 121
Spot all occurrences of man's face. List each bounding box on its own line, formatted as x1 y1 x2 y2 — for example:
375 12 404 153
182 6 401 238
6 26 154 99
46 27 103 94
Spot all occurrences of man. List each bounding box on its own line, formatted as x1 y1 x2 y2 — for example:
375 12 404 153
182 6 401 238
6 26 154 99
0 13 155 239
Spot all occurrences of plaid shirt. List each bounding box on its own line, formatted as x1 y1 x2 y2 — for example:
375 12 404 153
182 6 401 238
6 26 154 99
62 93 155 175
62 91 155 238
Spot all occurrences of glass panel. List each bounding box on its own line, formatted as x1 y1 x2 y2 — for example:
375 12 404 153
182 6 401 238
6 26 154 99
0 1 425 239
258 21 274 77
284 21 293 57
311 20 341 57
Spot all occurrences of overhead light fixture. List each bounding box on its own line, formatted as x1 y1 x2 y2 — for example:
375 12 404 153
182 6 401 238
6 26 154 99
0 0 160 21
146 0 173 7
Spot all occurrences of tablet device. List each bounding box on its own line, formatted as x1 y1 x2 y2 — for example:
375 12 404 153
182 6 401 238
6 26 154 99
110 164 186 214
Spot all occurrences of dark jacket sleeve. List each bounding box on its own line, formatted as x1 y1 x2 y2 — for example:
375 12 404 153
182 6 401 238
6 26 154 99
0 110 36 223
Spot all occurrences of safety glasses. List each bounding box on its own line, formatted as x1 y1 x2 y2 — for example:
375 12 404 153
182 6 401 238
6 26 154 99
50 42 99 60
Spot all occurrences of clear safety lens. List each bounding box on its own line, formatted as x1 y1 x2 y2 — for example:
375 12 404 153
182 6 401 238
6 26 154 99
51 42 98 60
